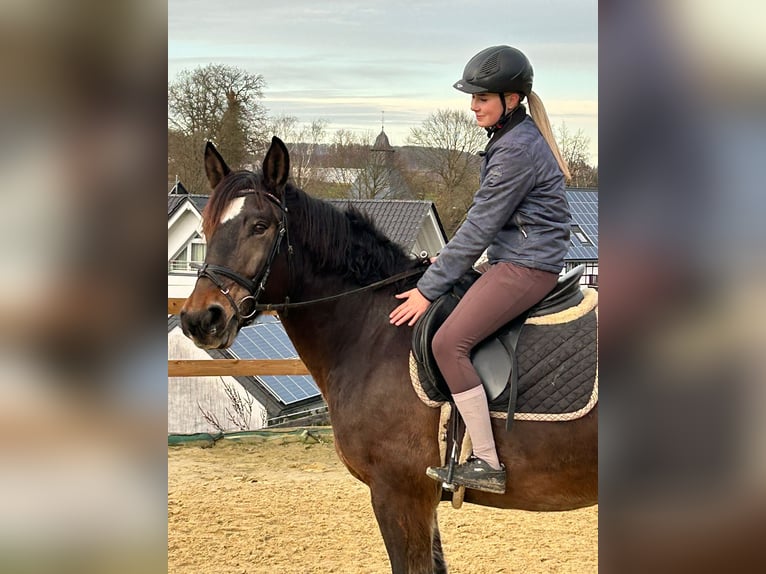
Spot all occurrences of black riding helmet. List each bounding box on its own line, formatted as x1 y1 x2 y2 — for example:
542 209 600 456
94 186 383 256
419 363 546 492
453 45 533 97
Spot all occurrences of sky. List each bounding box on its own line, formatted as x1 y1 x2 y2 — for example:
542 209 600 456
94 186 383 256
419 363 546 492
168 0 598 164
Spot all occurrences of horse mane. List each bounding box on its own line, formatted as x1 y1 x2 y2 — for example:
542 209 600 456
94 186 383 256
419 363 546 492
202 170 419 285
284 185 418 285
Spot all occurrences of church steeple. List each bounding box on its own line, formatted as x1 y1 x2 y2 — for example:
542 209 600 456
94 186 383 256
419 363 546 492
349 111 412 200
371 111 394 152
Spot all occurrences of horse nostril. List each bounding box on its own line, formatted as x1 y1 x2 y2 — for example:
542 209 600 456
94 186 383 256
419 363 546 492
204 305 225 335
179 305 227 340
179 309 191 335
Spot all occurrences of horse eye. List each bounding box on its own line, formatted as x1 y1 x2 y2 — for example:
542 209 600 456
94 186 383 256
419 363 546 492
250 222 268 236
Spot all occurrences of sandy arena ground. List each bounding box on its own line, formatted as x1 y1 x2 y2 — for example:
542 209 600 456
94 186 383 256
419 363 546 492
168 433 597 573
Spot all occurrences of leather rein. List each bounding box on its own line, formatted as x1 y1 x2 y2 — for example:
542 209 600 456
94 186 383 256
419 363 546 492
193 188 426 326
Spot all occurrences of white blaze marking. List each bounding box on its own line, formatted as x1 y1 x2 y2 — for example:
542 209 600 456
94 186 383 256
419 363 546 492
220 197 246 224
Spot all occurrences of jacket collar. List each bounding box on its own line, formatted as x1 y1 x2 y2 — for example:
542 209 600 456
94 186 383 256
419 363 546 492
481 105 527 156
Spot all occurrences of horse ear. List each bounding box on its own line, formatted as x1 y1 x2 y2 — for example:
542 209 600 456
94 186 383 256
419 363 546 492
263 136 290 190
204 141 231 190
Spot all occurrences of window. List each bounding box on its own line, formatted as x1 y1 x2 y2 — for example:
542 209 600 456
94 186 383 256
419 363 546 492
571 224 593 246
169 235 206 273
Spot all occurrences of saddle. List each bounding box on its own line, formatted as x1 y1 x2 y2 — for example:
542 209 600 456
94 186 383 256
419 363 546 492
411 265 585 431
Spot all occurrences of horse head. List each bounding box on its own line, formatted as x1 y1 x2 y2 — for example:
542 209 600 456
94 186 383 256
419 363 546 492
180 137 291 349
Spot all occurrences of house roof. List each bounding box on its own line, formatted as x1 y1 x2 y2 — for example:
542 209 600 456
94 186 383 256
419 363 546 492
167 194 186 218
328 199 441 251
168 193 209 219
565 188 598 261
169 181 189 195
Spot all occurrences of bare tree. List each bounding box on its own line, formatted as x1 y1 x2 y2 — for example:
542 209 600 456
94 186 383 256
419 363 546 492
267 115 328 190
197 379 256 432
555 122 598 188
325 129 371 172
168 64 268 191
301 129 368 198
407 109 485 234
314 129 410 200
168 128 208 194
351 152 397 199
323 130 370 193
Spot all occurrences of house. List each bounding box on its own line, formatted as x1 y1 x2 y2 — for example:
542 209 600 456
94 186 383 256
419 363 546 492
168 187 448 433
168 184 208 299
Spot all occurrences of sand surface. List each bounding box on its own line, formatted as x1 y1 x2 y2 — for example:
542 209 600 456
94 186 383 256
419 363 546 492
168 434 597 573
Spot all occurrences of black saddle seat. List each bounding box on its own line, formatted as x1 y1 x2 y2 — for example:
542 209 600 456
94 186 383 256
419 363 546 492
529 264 584 316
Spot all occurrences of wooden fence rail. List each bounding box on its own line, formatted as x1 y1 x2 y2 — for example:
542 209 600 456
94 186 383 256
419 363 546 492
168 359 310 377
168 299 309 377
167 298 187 315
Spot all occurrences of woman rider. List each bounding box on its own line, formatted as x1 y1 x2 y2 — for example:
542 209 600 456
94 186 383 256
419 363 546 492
390 45 572 494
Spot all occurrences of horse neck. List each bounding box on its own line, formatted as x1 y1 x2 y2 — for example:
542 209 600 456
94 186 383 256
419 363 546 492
278 284 406 392
272 189 416 388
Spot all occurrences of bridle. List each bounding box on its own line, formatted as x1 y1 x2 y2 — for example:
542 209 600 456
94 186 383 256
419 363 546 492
192 188 289 327
193 188 427 327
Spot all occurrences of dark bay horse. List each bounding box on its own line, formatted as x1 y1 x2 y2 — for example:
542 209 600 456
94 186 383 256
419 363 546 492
180 137 597 573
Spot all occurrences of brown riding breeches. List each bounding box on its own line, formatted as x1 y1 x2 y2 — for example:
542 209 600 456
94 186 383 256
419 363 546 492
432 262 559 394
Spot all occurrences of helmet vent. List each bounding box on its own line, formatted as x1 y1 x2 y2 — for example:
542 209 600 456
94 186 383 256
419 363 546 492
478 52 500 77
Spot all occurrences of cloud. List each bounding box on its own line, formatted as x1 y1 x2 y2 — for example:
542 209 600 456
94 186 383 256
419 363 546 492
169 0 598 160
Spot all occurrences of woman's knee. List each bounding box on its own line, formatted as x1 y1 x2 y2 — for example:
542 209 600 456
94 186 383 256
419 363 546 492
431 327 454 365
432 325 469 365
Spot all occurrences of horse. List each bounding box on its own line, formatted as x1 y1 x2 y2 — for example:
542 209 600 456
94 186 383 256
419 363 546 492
180 137 598 573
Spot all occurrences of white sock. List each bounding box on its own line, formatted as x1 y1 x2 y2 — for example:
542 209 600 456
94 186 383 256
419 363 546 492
452 386 501 470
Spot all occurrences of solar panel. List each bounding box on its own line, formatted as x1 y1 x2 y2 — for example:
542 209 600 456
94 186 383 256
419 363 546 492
229 316 321 405
565 189 598 261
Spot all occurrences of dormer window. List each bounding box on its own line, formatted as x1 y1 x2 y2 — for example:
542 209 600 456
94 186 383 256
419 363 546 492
571 224 593 246
169 234 206 273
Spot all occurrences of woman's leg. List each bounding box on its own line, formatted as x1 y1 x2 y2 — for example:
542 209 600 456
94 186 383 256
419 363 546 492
432 263 558 468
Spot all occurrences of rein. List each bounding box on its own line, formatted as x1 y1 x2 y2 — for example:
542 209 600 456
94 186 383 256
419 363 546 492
250 267 426 312
195 187 427 324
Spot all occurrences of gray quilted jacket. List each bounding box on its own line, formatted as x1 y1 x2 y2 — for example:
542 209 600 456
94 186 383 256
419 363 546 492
417 114 571 301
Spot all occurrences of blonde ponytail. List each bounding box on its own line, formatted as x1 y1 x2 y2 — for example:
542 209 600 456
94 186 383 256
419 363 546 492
527 91 571 181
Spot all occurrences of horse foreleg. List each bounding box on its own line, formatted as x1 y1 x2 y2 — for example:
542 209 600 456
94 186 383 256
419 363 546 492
370 482 442 574
432 516 448 574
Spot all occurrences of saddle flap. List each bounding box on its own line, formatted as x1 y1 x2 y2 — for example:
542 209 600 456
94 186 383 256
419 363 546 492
471 338 512 402
412 292 461 398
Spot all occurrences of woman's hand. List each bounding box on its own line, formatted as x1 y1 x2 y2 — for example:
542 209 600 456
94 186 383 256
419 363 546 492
389 288 431 327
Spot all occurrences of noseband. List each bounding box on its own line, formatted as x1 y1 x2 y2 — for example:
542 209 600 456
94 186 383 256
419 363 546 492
192 188 290 327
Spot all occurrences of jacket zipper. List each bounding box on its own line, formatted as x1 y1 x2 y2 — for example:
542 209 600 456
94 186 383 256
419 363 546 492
513 212 528 238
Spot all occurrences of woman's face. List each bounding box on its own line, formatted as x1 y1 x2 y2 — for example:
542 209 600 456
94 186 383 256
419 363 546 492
470 93 504 127
470 93 517 127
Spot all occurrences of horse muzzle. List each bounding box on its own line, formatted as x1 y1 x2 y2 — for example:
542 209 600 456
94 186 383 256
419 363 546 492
179 303 238 349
